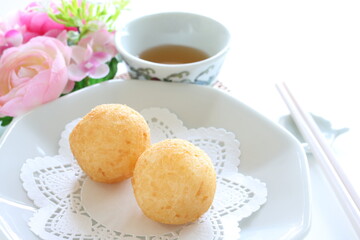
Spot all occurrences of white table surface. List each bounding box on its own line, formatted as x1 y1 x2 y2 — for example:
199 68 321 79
1 0 360 239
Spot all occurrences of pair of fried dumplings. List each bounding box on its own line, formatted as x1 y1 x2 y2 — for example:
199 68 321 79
69 104 216 225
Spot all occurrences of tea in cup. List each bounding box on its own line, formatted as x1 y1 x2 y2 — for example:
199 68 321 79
115 12 230 85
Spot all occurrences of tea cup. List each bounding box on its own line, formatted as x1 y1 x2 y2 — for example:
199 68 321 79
115 12 230 85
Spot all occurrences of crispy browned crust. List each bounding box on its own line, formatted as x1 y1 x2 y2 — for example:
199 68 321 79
70 104 150 183
132 139 216 225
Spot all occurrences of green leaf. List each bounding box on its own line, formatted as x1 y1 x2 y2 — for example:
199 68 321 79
0 116 13 127
71 0 78 9
47 0 130 38
88 4 95 17
81 0 86 13
58 6 68 16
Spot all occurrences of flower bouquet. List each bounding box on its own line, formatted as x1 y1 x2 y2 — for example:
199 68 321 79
0 0 129 126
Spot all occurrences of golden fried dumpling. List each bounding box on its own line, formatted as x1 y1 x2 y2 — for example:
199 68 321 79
132 139 216 225
69 104 150 183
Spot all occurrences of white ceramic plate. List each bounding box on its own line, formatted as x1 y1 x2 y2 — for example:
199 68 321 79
0 79 310 239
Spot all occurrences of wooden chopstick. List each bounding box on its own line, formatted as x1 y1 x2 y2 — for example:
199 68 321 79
276 82 360 235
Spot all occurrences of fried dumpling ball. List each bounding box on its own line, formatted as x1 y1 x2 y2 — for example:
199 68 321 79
69 104 150 183
132 139 217 225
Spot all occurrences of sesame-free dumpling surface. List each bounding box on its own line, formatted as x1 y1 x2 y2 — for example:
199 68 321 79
132 139 217 225
69 104 150 183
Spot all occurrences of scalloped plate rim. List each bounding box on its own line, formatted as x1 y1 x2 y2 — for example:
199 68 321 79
0 79 310 240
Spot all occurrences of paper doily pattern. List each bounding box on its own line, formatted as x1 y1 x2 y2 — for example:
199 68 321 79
20 107 267 240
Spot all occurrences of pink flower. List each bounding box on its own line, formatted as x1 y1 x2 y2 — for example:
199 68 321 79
68 29 117 81
78 29 118 60
68 45 110 81
0 36 72 117
0 2 76 56
0 16 25 55
0 29 23 55
18 2 76 43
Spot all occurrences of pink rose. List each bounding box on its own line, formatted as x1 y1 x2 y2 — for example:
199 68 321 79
19 2 76 42
0 36 72 117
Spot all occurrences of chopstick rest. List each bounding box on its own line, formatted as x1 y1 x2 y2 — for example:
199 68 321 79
276 82 360 235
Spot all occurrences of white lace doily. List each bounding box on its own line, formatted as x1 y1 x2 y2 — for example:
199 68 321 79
20 108 267 240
